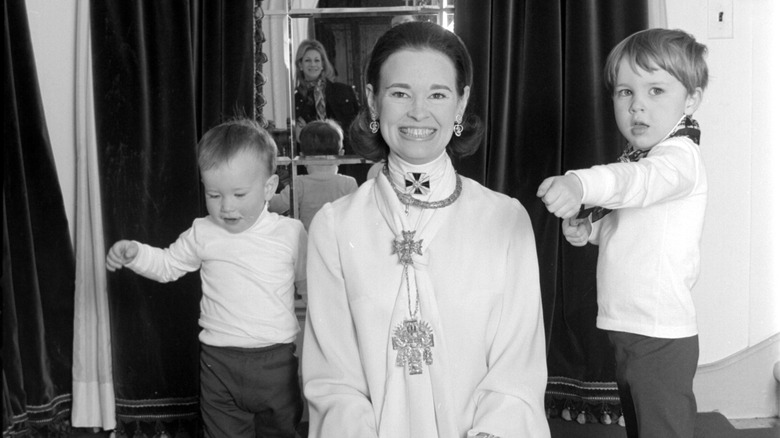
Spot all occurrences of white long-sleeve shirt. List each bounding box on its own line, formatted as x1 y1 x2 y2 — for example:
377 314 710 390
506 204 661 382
127 209 307 347
303 164 550 438
269 172 358 231
569 136 707 338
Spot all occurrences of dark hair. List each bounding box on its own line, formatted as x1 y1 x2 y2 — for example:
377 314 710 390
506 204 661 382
350 21 484 161
604 28 709 95
299 119 343 156
197 118 277 175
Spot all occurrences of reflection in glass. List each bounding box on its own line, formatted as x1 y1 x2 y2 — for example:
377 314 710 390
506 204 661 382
257 0 456 194
258 1 454 164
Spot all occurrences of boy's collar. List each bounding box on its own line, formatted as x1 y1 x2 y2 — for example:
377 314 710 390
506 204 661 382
667 114 700 145
658 114 700 146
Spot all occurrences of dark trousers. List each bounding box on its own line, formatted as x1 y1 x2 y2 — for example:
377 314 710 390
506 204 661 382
200 343 302 438
607 331 699 438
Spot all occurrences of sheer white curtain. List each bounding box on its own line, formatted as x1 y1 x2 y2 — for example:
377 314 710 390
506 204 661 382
261 0 317 127
262 0 293 126
648 0 668 28
71 0 116 430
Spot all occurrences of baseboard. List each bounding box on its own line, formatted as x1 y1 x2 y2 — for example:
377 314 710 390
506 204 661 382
729 417 779 430
694 332 780 418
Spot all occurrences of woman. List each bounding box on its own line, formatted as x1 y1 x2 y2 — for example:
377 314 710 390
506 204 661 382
293 39 360 155
302 22 550 438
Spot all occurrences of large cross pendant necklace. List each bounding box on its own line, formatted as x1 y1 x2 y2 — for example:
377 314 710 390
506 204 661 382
385 165 461 375
391 230 434 375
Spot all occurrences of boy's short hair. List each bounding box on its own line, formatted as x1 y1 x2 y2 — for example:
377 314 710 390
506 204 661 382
197 117 277 175
604 28 708 95
299 119 343 156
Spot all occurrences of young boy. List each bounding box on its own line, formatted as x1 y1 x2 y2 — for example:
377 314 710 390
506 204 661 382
269 119 358 231
537 28 708 438
106 118 307 438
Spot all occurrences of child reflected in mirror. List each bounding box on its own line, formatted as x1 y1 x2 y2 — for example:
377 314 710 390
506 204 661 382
269 119 358 231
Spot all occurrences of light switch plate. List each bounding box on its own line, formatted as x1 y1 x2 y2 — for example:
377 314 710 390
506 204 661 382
708 0 734 39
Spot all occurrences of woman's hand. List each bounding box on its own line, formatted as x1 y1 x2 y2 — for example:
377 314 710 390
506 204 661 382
106 240 139 271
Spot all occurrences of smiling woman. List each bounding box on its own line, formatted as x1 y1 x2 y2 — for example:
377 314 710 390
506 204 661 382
301 21 551 438
366 49 469 164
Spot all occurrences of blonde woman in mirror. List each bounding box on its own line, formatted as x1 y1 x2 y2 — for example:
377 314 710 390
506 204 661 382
294 39 359 156
302 22 550 438
106 118 307 438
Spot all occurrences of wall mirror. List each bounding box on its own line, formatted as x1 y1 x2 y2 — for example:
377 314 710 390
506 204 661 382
256 0 455 158
255 0 455 213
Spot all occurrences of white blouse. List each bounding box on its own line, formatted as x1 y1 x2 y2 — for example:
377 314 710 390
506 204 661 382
303 156 550 438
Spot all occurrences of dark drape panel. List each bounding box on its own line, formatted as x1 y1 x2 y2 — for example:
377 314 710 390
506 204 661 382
193 1 257 134
90 1 254 434
455 0 647 422
3 1 76 435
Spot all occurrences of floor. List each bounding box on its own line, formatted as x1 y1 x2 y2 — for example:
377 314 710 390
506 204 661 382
71 416 780 437
547 413 780 438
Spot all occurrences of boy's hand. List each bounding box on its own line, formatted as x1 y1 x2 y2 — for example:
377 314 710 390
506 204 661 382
536 174 584 219
106 240 138 272
562 217 591 247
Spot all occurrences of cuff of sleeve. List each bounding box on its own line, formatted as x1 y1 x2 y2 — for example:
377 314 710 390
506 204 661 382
564 170 586 204
125 240 146 271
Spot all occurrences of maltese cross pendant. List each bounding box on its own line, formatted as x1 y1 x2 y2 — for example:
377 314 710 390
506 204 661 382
392 230 423 266
405 172 431 195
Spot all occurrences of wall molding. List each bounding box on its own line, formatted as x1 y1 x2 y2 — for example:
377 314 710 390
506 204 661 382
698 332 780 372
694 332 780 418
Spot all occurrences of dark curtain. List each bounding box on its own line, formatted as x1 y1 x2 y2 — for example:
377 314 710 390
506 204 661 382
90 1 255 435
455 0 647 422
3 1 76 436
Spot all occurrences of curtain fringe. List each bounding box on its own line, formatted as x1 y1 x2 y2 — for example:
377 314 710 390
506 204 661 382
545 394 625 427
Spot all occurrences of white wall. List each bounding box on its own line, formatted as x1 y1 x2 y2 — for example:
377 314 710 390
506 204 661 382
666 0 780 364
666 0 780 418
26 0 780 419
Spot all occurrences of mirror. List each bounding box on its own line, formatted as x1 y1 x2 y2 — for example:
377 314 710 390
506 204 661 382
257 1 455 154
257 1 455 187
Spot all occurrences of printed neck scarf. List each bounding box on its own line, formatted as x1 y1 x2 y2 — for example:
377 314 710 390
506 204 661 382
304 78 327 121
373 152 461 438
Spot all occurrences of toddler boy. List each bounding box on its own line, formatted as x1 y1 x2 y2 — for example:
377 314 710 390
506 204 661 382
107 117 306 438
537 28 709 438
